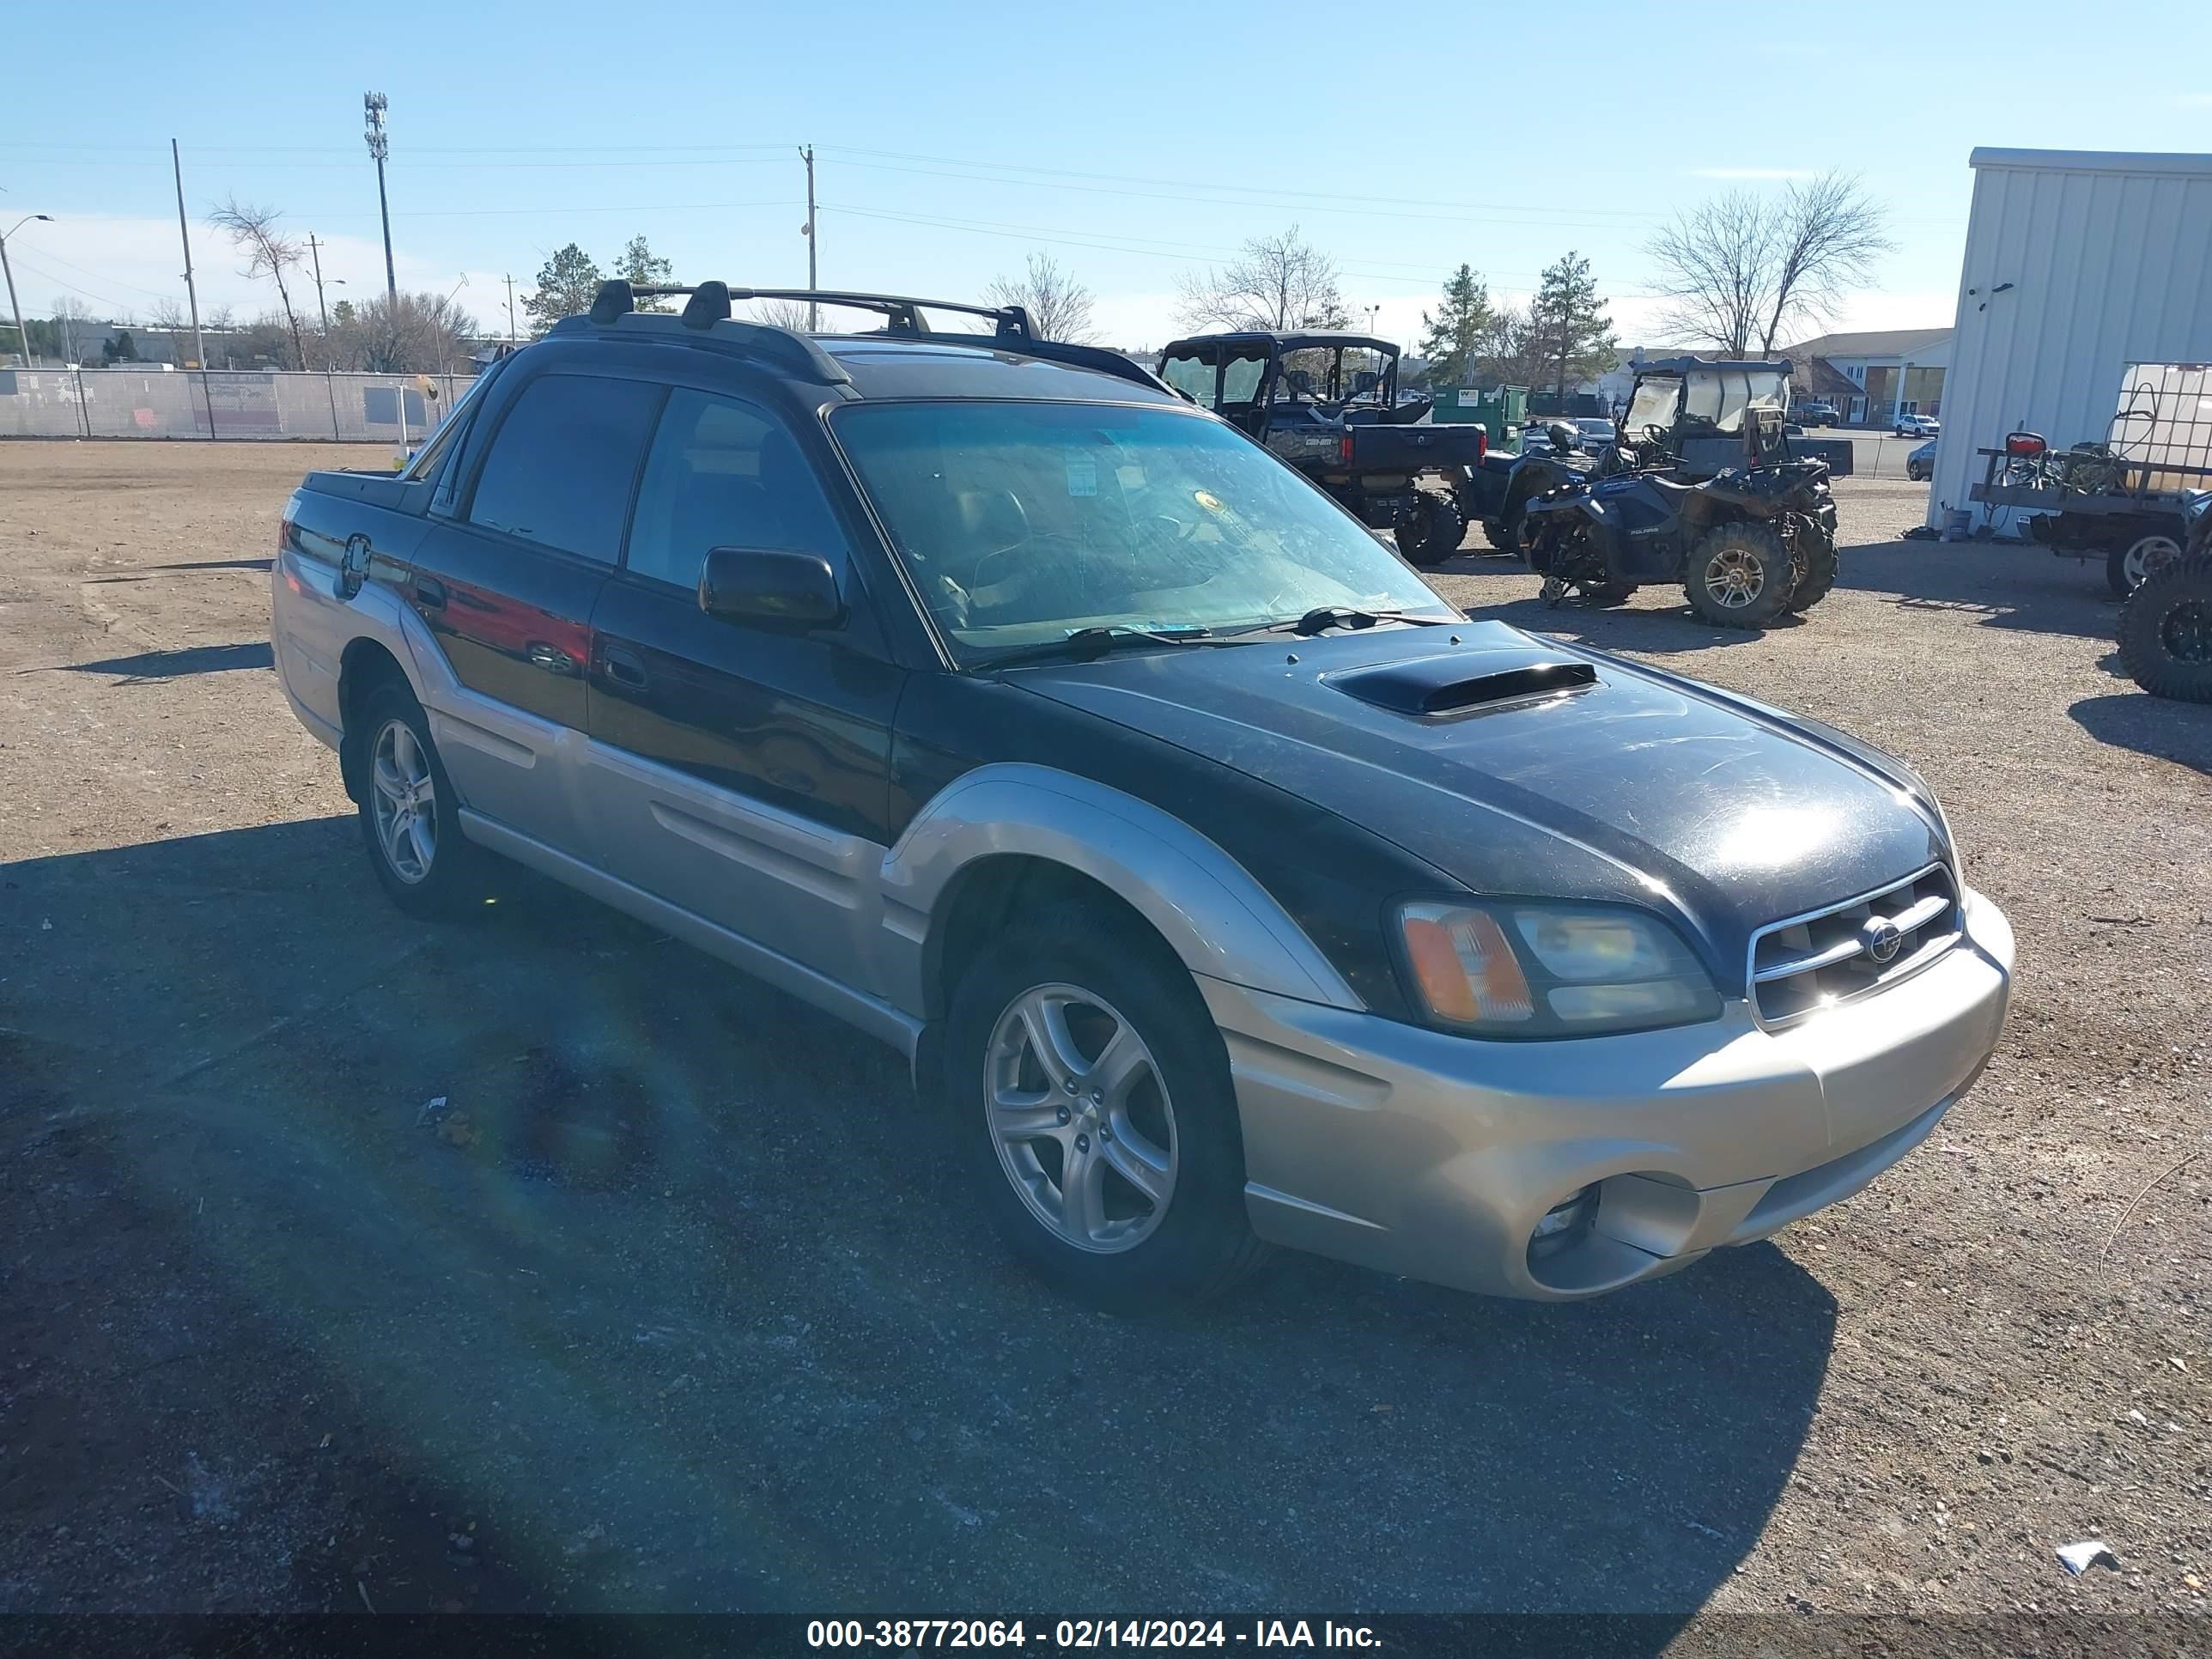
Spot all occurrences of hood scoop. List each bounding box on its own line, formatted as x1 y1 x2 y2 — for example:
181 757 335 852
1324 650 1597 718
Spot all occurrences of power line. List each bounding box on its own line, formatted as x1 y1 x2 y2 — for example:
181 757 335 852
822 144 1668 222
823 155 1673 233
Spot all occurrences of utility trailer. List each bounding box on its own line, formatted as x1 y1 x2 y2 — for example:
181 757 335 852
1966 363 2212 595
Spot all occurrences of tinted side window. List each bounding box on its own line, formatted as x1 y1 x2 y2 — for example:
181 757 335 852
466 373 665 561
626 389 845 589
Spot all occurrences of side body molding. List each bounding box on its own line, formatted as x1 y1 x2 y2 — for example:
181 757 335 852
875 763 1363 1017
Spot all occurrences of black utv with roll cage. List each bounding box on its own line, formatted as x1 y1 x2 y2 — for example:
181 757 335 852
1157 331 1487 566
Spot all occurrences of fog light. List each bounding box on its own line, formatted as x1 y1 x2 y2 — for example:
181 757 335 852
1532 1184 1598 1244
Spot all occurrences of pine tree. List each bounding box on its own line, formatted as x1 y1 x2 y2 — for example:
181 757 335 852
615 235 674 312
521 244 605 335
1525 252 1616 398
1418 264 1495 389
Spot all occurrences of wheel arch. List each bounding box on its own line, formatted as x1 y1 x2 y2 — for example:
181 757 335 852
336 637 416 805
883 763 1362 1025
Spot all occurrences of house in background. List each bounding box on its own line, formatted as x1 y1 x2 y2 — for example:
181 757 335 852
1781 327 1954 427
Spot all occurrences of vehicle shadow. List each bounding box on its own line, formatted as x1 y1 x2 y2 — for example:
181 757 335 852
3 817 1830 1631
57 641 275 681
1443 560 1776 657
1833 538 2117 641
2069 690 2212 776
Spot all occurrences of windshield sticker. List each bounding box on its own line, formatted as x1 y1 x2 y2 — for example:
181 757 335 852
1066 459 1097 497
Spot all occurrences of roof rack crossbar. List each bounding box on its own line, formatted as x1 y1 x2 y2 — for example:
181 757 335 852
595 280 1032 341
574 280 1163 393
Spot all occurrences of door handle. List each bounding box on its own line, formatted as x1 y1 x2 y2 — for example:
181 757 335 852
415 574 447 611
601 646 648 690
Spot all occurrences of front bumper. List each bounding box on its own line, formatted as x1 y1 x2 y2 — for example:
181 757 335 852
1203 886 2014 1300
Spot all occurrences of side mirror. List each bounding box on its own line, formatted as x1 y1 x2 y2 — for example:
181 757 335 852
699 546 844 630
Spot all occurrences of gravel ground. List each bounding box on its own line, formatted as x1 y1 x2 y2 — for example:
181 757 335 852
2 442 2208 1626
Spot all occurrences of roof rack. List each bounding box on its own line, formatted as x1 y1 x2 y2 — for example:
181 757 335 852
592 279 1032 341
581 280 1167 394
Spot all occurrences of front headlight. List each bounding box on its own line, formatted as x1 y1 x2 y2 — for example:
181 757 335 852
1395 900 1720 1038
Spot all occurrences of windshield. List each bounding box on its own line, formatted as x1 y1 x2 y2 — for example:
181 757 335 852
1624 376 1680 434
830 399 1453 661
1683 368 1790 433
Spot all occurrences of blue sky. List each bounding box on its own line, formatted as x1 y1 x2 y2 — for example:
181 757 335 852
3 0 2207 350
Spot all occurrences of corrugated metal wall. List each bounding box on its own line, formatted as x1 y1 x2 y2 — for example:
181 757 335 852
1929 149 2212 528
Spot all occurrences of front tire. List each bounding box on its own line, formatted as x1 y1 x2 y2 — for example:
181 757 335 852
2118 552 2212 702
356 681 487 919
1685 520 1796 629
1480 510 1522 557
1396 495 1467 567
943 902 1269 1307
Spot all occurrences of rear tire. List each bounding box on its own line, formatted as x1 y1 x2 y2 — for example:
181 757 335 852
1396 495 1467 567
1480 511 1522 557
943 902 1270 1308
1788 525 1839 613
2118 552 2212 703
356 680 489 920
2107 531 2185 598
1685 520 1795 629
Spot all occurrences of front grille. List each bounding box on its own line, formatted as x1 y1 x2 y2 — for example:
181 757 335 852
1749 864 1961 1026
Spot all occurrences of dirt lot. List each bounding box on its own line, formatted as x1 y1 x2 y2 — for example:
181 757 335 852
3 441 2208 1627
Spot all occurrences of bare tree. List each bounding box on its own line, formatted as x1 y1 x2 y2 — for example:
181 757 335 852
148 298 193 367
209 198 308 369
50 296 98 366
984 251 1097 343
749 298 817 331
1176 226 1348 333
1647 171 1894 357
331 290 480 374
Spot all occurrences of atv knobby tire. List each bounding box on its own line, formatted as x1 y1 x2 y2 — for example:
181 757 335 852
1788 526 1839 613
2118 551 2212 703
1685 520 1796 629
1396 495 1467 567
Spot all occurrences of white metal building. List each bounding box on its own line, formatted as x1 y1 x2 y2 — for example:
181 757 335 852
1928 148 2212 528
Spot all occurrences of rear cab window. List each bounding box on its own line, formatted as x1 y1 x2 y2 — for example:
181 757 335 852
465 371 666 562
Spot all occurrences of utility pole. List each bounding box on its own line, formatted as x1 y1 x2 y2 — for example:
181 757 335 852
307 233 342 439
799 144 817 331
364 92 396 301
0 213 49 368
307 235 344 366
170 142 208 374
503 273 516 343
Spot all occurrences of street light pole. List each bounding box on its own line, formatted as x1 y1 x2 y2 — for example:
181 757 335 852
0 213 52 368
364 92 396 302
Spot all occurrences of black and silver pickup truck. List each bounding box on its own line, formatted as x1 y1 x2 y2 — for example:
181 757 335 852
271 280 2012 1310
1158 331 1486 564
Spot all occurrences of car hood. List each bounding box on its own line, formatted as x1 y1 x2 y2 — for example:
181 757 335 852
1005 621 1947 988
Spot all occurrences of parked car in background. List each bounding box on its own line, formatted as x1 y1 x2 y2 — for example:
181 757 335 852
1573 417 1617 453
1895 413 1941 438
270 279 2013 1309
1794 401 1840 426
1908 438 1937 482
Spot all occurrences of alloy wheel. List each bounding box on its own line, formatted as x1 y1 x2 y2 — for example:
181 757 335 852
369 717 437 884
984 983 1178 1254
2165 596 2212 664
1703 547 1765 610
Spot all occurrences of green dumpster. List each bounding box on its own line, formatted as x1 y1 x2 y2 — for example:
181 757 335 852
1429 383 1527 449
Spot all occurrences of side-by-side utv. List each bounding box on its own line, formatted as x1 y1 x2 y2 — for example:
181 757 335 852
1158 331 1486 565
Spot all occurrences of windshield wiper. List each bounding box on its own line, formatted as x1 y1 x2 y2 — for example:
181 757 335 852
1250 606 1455 638
978 624 1243 671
